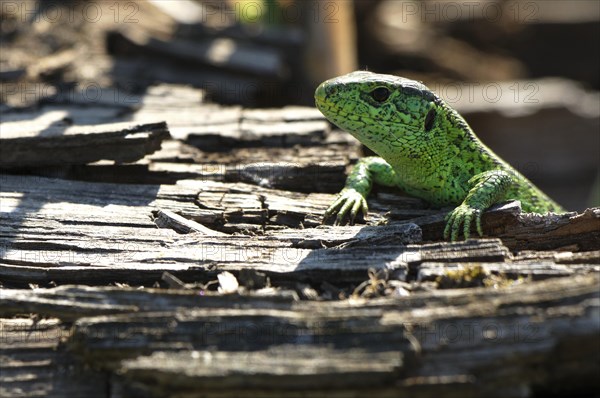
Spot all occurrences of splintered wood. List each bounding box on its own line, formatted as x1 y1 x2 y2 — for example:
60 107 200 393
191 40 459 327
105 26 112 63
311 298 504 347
2 0 599 395
0 113 170 168
1 275 598 397
1 85 598 398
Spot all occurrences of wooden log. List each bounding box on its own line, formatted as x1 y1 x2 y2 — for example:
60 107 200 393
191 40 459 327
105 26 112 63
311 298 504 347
57 274 600 397
1 279 597 395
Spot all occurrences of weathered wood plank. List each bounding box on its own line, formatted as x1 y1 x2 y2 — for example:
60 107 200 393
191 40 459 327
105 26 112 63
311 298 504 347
183 117 330 150
58 274 600 397
412 201 600 251
121 348 404 393
58 143 355 193
0 286 297 322
2 175 597 287
152 209 226 236
0 237 423 286
2 271 598 321
130 97 331 149
418 261 600 282
0 318 108 398
0 175 417 285
514 249 600 264
67 157 348 193
0 112 169 168
504 208 600 251
147 140 358 165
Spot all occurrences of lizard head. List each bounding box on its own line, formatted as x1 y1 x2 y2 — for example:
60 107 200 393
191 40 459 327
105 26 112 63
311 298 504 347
315 71 447 163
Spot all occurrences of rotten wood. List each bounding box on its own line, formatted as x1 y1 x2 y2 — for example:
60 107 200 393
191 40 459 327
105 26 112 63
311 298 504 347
75 275 600 398
417 261 600 282
0 113 169 168
0 318 108 398
413 201 600 251
2 275 593 398
0 3 597 396
152 209 226 236
60 141 355 193
122 90 330 150
1 174 598 287
47 83 331 149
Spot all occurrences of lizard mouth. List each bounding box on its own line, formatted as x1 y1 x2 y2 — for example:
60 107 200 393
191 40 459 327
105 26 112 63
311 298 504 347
314 83 325 101
314 82 346 114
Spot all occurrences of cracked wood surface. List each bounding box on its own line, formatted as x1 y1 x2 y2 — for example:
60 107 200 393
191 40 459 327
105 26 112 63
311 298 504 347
2 174 597 288
1 192 598 398
2 4 598 397
1 84 598 398
0 113 169 168
1 275 598 397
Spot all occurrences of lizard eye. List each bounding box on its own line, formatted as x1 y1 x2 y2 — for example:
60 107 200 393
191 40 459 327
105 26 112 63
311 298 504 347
424 108 436 131
371 87 390 102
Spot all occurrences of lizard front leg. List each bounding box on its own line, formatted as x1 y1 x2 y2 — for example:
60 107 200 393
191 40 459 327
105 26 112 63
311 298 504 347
324 157 398 225
444 169 514 241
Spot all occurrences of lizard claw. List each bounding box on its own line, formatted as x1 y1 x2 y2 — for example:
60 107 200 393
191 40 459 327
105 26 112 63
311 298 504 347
323 188 368 225
443 204 483 241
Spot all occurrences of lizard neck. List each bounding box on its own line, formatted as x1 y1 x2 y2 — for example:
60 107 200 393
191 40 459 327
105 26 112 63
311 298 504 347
382 104 500 205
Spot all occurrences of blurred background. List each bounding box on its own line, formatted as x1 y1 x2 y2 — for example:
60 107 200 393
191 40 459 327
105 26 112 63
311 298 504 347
1 0 598 210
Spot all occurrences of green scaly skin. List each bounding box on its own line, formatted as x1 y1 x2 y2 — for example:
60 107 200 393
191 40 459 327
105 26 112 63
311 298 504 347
314 71 565 241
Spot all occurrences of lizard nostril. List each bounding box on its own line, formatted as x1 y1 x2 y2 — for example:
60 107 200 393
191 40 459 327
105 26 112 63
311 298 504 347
325 86 338 97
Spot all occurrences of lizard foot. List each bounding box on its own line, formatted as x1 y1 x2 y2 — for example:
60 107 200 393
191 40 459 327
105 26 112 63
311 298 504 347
443 204 483 241
323 188 368 225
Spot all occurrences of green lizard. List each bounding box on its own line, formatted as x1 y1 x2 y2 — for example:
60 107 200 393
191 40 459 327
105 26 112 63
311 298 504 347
314 71 565 241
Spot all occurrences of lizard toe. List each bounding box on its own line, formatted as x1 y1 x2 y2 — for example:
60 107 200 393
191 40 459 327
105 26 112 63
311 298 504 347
451 216 462 242
475 209 483 237
463 210 473 240
443 209 458 240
